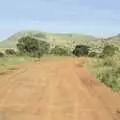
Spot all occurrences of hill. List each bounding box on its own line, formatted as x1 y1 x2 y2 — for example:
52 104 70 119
0 30 97 50
104 34 120 46
1 30 120 52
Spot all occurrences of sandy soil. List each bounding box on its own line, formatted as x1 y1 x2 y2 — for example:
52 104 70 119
0 57 120 120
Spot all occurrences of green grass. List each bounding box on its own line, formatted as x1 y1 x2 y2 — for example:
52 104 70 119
0 56 33 69
86 55 120 92
0 55 72 70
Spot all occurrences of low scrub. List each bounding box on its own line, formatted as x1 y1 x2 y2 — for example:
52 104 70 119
73 45 90 57
88 52 120 91
0 56 33 68
5 49 16 56
51 45 70 56
102 45 118 57
0 52 4 58
88 52 97 57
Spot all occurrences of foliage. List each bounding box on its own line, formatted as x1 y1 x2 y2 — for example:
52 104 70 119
0 56 33 68
5 49 16 55
16 36 50 57
102 45 118 57
88 52 120 91
73 45 90 57
17 36 39 55
88 52 97 57
0 52 4 57
51 45 69 56
38 40 50 55
97 67 120 91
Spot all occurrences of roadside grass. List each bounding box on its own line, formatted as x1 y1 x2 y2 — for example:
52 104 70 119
85 56 120 92
85 57 98 75
0 56 33 69
0 55 73 70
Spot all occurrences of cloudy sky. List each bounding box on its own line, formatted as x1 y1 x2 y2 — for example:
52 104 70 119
0 0 120 40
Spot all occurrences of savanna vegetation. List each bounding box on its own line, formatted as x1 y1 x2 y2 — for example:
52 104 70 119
51 45 70 56
0 31 120 92
0 52 4 57
17 36 50 58
73 45 90 56
87 43 120 92
5 49 16 56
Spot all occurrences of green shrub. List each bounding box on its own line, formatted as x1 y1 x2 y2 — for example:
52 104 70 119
5 49 16 55
73 45 90 57
90 53 120 91
88 52 97 57
51 45 69 56
16 51 25 56
17 36 40 55
102 45 117 57
16 36 50 58
98 53 104 58
0 52 4 57
97 67 120 91
102 57 115 66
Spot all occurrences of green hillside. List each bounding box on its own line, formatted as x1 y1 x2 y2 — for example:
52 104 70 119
0 30 97 50
0 30 120 52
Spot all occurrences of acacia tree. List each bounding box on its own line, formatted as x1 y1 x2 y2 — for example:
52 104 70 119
17 36 50 57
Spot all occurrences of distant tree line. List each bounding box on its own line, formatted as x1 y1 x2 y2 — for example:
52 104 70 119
0 36 118 59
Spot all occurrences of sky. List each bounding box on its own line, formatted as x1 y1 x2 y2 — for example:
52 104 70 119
0 0 120 40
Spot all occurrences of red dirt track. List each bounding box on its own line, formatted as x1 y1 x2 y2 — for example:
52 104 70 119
0 58 120 120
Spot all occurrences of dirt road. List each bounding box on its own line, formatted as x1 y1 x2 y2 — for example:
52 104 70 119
0 58 120 120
